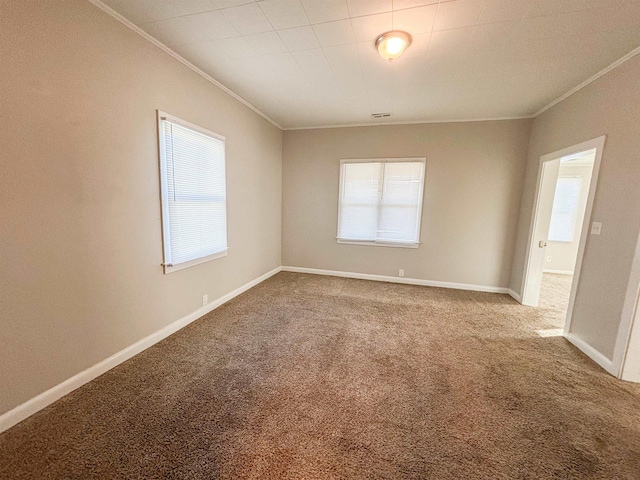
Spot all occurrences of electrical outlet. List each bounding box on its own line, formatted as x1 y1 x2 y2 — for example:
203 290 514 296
202 294 208 306
591 222 602 235
399 269 405 277
546 256 552 262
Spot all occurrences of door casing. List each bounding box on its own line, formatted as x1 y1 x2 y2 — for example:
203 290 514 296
520 136 605 333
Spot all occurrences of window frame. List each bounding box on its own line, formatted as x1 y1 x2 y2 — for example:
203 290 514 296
336 157 426 249
157 110 228 274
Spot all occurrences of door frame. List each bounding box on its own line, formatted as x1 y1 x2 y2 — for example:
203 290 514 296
520 136 605 332
617 229 640 381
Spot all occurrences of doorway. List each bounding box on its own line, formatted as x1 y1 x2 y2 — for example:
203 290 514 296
539 150 596 329
521 137 605 336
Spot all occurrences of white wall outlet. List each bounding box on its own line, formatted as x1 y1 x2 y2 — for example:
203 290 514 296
591 222 602 235
399 269 405 277
546 256 552 262
202 294 208 306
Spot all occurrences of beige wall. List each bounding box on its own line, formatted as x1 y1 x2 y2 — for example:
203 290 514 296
510 55 640 360
282 120 532 288
544 164 594 273
0 1 282 415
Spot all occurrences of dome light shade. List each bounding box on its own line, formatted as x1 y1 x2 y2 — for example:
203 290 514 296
375 31 412 61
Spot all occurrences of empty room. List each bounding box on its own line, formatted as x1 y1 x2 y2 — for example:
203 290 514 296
2 0 640 478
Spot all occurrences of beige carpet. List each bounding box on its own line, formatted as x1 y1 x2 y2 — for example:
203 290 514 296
539 272 574 328
1 272 640 479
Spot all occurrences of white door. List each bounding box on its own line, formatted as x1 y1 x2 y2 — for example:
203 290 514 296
522 159 560 306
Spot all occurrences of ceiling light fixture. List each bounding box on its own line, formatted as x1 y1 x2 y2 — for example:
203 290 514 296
375 31 412 62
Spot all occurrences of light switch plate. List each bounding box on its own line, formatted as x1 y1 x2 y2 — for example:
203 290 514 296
591 222 602 235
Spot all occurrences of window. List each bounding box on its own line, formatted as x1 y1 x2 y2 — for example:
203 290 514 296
548 176 583 242
157 111 227 274
337 158 426 248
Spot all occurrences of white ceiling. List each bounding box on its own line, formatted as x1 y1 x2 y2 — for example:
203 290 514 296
99 0 640 129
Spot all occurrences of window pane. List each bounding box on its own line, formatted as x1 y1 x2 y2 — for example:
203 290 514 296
378 162 423 242
548 176 583 242
338 163 381 241
169 125 225 201
378 205 420 242
162 118 227 267
337 159 425 245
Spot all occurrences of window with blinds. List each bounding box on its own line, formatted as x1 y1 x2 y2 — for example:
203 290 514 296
337 158 426 247
157 112 227 274
548 176 583 242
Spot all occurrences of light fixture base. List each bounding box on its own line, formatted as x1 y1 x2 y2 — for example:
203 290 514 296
375 30 412 61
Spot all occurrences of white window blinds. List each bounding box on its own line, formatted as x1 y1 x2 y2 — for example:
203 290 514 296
158 112 227 273
337 158 425 247
548 176 583 242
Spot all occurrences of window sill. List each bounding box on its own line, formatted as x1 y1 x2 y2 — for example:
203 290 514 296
163 249 228 274
336 239 420 249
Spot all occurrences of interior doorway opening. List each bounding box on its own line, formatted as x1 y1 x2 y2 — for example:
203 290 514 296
521 137 605 339
538 151 596 332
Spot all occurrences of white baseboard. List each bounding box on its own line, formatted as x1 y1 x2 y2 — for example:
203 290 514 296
564 332 615 375
543 269 574 275
508 289 522 303
0 266 282 434
281 266 510 294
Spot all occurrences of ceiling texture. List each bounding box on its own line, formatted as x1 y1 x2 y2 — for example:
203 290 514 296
98 0 640 129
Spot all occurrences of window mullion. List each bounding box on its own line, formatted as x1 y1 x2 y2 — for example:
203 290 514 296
376 162 385 242
169 123 177 203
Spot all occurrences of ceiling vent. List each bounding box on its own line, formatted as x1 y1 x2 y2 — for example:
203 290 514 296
371 113 391 119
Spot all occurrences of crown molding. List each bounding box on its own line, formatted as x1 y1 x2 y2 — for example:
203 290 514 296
282 115 535 131
534 45 640 117
86 0 282 130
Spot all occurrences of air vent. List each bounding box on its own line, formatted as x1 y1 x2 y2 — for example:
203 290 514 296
371 113 391 119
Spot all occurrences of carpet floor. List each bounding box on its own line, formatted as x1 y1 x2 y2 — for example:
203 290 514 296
1 272 640 479
539 273 574 327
